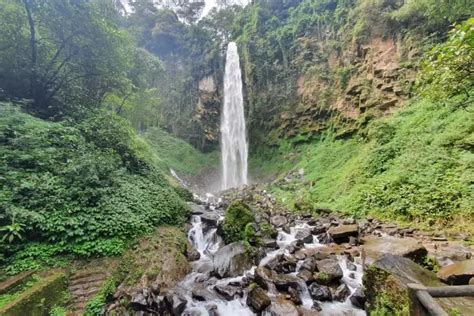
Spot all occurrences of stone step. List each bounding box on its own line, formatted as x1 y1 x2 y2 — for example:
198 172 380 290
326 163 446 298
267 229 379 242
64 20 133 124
70 270 106 282
69 274 107 286
68 279 104 292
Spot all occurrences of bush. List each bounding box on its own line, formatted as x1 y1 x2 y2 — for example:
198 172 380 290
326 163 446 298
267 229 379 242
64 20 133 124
0 104 188 269
222 201 255 244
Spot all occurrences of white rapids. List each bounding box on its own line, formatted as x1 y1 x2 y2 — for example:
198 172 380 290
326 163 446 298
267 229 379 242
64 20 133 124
175 205 366 316
221 42 248 190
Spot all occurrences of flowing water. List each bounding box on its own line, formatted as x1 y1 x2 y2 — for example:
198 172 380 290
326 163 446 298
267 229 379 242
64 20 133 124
221 42 248 190
174 200 367 316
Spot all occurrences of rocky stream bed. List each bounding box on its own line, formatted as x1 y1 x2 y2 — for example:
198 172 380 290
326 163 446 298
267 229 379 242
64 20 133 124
120 186 474 316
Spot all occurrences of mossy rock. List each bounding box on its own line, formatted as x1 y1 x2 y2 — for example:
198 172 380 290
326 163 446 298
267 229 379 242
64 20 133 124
364 254 474 315
222 200 255 244
0 272 67 316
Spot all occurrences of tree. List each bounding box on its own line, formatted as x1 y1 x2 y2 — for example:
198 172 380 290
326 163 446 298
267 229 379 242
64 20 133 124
0 0 133 118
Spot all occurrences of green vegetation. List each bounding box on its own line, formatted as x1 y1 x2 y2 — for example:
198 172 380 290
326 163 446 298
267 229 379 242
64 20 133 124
222 200 255 244
262 94 473 230
0 105 188 272
251 19 474 231
83 277 117 316
0 275 40 309
144 127 219 176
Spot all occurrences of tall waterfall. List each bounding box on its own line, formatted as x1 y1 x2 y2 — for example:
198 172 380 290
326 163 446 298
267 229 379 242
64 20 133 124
221 42 248 190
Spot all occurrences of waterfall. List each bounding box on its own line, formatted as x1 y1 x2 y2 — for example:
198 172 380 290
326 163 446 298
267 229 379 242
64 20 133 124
221 42 248 190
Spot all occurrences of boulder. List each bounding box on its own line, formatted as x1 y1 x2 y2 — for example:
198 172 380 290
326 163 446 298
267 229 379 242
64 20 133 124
211 242 255 278
200 212 220 228
308 283 332 301
263 238 278 249
295 228 313 243
265 298 298 316
191 285 217 301
361 236 427 264
254 266 302 291
349 287 366 309
315 259 343 283
311 225 326 235
333 284 350 302
288 286 302 305
288 240 304 254
264 254 297 274
246 286 271 313
297 306 321 315
327 225 358 243
364 254 474 315
213 284 242 300
271 215 288 228
437 259 474 285
165 292 187 315
255 266 274 290
300 257 317 272
297 269 314 283
186 246 201 262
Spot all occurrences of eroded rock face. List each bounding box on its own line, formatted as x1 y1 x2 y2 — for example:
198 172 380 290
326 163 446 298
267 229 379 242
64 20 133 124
327 225 358 243
437 259 474 285
211 242 254 278
246 286 271 313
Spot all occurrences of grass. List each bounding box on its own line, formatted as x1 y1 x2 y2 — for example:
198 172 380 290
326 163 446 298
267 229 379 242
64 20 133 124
251 95 474 233
144 127 219 177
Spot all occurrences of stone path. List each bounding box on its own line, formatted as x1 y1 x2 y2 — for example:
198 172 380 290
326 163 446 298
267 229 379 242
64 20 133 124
67 269 110 315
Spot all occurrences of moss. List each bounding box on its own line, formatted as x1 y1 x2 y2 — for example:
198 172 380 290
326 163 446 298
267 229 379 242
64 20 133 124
0 272 67 316
364 265 410 315
117 227 190 290
222 201 255 244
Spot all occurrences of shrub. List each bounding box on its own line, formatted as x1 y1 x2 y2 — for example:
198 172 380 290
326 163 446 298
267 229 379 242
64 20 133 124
222 200 255 244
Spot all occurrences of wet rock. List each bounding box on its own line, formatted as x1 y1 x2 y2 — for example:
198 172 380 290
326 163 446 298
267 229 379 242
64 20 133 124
327 225 358 243
315 259 343 283
255 266 274 290
300 257 317 272
186 246 201 261
200 212 220 228
295 252 306 260
316 233 331 244
192 285 217 301
265 254 297 274
265 299 298 316
263 238 278 249
311 225 326 235
333 284 350 302
273 273 302 292
213 284 242 300
288 286 302 305
346 261 357 271
288 240 304 254
361 236 427 264
437 259 474 285
297 269 314 283
297 306 321 315
206 303 219 316
130 291 148 310
271 215 288 228
165 292 187 315
308 283 332 301
211 242 255 278
295 228 313 243
350 287 366 309
247 286 271 313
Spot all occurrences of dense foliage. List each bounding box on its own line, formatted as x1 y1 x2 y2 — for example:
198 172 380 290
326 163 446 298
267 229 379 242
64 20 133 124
252 19 474 230
0 105 188 272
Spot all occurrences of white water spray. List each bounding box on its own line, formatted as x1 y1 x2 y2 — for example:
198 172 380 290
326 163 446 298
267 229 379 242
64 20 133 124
221 42 248 190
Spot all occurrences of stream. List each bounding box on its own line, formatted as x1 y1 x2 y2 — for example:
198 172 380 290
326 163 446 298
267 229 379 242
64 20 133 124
172 196 367 316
